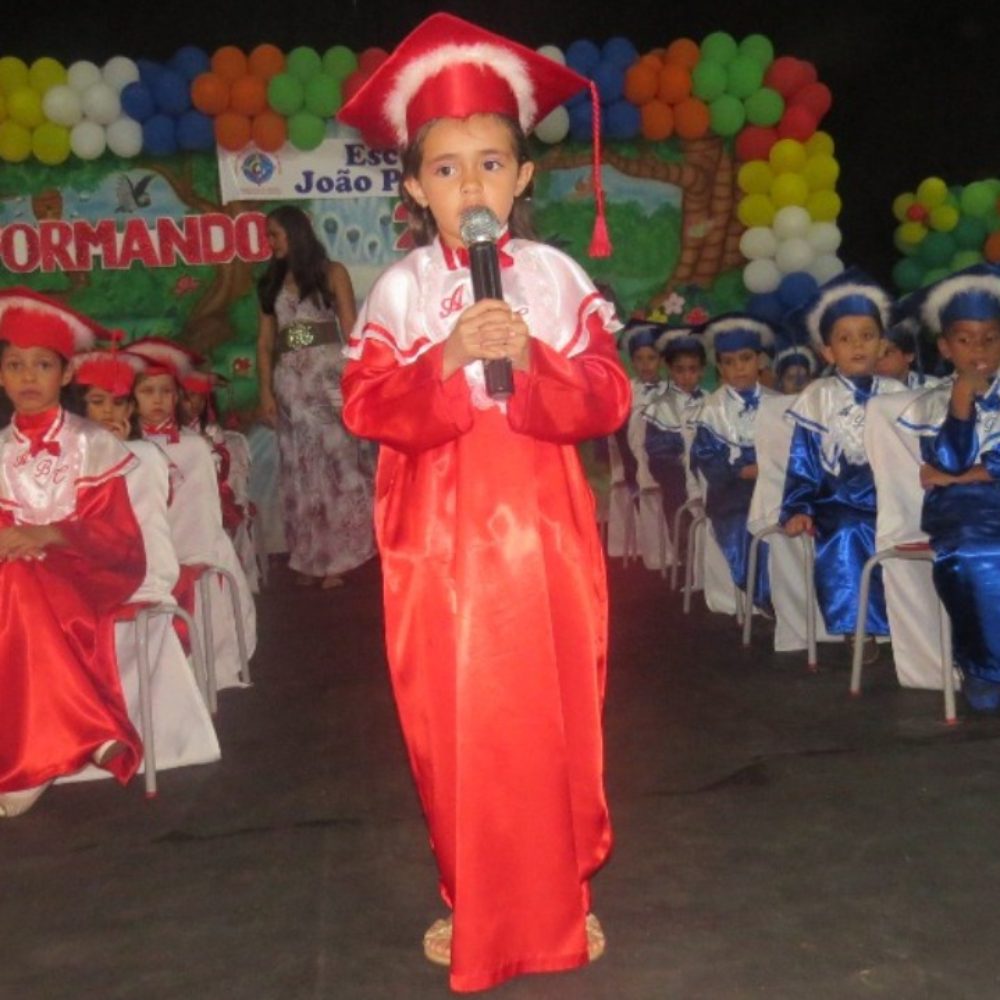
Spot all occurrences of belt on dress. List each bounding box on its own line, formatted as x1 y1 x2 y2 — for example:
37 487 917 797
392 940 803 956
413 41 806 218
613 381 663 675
276 319 340 357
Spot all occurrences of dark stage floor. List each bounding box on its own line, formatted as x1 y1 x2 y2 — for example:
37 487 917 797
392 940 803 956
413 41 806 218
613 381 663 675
4 558 1000 1000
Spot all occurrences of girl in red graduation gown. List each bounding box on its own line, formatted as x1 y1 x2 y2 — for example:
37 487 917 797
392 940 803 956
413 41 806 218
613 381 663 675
338 14 631 992
0 289 145 818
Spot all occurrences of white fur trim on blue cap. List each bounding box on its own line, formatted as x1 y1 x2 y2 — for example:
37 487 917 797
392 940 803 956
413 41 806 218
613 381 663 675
922 272 1000 334
704 317 775 353
805 282 891 350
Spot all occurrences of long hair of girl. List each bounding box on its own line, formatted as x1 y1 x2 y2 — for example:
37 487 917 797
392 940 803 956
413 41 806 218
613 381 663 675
257 205 335 315
398 115 537 247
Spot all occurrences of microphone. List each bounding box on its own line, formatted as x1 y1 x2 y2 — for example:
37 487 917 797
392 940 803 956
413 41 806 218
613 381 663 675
459 206 514 400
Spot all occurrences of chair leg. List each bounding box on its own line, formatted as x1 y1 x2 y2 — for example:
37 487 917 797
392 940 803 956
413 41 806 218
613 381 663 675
849 554 880 697
734 583 745 627
168 605 210 706
939 606 957 725
215 567 252 686
803 537 818 672
657 501 668 580
683 516 705 615
742 533 764 647
134 609 158 799
623 493 637 568
197 575 219 714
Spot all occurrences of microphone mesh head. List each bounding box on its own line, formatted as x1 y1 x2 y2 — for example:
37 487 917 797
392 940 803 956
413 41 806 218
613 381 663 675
459 206 502 246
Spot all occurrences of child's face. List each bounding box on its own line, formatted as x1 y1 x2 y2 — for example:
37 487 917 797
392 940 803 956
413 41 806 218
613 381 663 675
134 373 178 425
631 345 662 384
84 386 134 439
938 320 1000 379
717 348 759 391
0 344 70 415
403 113 534 249
779 363 811 395
668 355 704 394
821 315 883 377
874 342 914 381
181 390 208 422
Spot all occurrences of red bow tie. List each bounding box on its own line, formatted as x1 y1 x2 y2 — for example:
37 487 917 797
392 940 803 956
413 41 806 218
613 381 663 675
29 439 61 458
144 421 180 444
442 236 515 272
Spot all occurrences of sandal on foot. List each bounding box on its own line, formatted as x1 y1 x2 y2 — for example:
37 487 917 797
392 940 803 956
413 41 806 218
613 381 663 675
0 782 51 818
93 740 126 767
423 916 452 967
586 913 606 962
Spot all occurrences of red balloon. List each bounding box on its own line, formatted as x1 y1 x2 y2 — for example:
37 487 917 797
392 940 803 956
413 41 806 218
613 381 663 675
735 124 779 163
791 82 832 121
906 203 929 222
358 47 389 75
798 61 818 87
342 69 370 103
777 105 817 142
765 56 810 98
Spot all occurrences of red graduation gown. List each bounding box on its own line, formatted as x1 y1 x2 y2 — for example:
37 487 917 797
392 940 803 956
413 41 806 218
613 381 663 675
343 315 630 991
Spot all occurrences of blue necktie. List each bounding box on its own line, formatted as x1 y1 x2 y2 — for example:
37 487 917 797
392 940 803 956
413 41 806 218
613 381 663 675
738 389 759 413
848 375 874 406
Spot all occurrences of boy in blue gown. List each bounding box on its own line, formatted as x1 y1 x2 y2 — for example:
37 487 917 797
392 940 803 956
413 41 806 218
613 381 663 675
690 315 777 611
896 265 1000 711
780 270 906 650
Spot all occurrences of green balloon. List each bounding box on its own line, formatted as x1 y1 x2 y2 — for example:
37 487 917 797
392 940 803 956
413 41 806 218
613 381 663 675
952 215 988 250
918 230 956 268
709 94 745 137
287 46 322 82
304 73 341 117
921 267 951 288
322 45 357 81
744 87 783 126
726 55 764 99
739 34 774 69
951 250 984 271
288 111 326 151
892 257 924 293
691 59 727 102
267 72 304 115
700 31 738 66
960 181 995 218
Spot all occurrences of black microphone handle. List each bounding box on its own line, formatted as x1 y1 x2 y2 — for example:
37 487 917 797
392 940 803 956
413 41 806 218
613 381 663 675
467 241 514 399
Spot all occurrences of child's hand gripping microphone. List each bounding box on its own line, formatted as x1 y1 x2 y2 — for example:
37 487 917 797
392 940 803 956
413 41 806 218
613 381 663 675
459 206 514 400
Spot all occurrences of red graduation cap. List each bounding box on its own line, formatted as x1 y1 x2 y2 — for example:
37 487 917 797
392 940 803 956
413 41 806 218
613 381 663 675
338 12 611 257
0 286 106 359
124 336 202 382
72 348 143 397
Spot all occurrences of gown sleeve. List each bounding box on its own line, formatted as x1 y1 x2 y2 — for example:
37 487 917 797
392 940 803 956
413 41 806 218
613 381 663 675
505 314 632 443
690 425 738 492
341 339 475 455
645 423 684 488
923 411 978 475
780 422 823 524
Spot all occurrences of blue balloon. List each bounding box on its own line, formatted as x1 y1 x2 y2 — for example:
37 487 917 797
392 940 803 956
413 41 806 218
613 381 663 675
777 271 820 310
169 45 210 82
176 109 215 151
142 114 178 156
120 82 156 123
604 98 639 140
565 39 601 76
568 100 593 142
601 36 639 70
592 60 624 104
136 58 164 88
152 69 191 116
746 292 785 327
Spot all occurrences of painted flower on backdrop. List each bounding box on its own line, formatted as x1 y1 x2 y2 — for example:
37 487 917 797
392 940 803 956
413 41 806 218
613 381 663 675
684 306 710 325
174 275 201 297
661 292 686 316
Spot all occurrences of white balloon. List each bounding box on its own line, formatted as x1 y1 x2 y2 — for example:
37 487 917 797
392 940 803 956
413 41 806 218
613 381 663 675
534 106 569 144
102 55 140 93
81 82 121 125
739 226 778 260
106 116 143 157
772 205 811 241
537 45 566 65
67 60 102 93
70 120 107 160
42 84 83 127
743 258 782 294
806 221 842 255
809 254 845 284
775 237 816 274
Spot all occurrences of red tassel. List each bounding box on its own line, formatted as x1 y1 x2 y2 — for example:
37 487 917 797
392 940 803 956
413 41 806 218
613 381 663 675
588 80 612 259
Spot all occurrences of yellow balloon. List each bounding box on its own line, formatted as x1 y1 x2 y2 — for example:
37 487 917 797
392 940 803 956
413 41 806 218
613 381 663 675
807 189 843 222
0 56 28 97
770 171 809 208
737 160 774 196
898 220 927 245
804 130 834 158
768 137 807 175
737 193 776 228
0 93 6 122
28 57 67 95
929 204 959 232
0 119 32 162
7 86 43 128
802 154 840 192
892 192 916 223
916 176 948 209
32 122 70 165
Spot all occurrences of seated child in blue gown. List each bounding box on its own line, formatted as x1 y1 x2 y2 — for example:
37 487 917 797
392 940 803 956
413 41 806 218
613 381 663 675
896 264 1000 712
642 326 705 530
690 315 777 611
780 270 906 648
774 343 818 396
876 310 941 390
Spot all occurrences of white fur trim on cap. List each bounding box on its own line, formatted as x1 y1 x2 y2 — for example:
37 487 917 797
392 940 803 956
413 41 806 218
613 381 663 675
775 345 818 374
805 282 891 349
922 272 1000 334
705 317 775 353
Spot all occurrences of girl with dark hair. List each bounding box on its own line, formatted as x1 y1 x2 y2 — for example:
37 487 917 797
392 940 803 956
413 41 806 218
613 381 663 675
256 205 374 589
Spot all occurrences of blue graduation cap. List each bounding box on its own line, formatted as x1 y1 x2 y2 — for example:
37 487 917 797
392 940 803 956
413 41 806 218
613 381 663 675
655 325 706 363
620 318 666 356
801 267 892 350
701 313 775 356
920 263 1000 335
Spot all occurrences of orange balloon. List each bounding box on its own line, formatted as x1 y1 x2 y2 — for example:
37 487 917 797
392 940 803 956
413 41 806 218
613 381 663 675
664 38 700 69
230 74 268 116
191 72 230 115
248 43 285 80
212 46 248 83
624 62 658 105
658 63 691 104
641 52 664 71
641 99 674 141
215 110 251 151
647 47 666 62
985 230 1000 264
673 97 710 140
252 110 287 152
